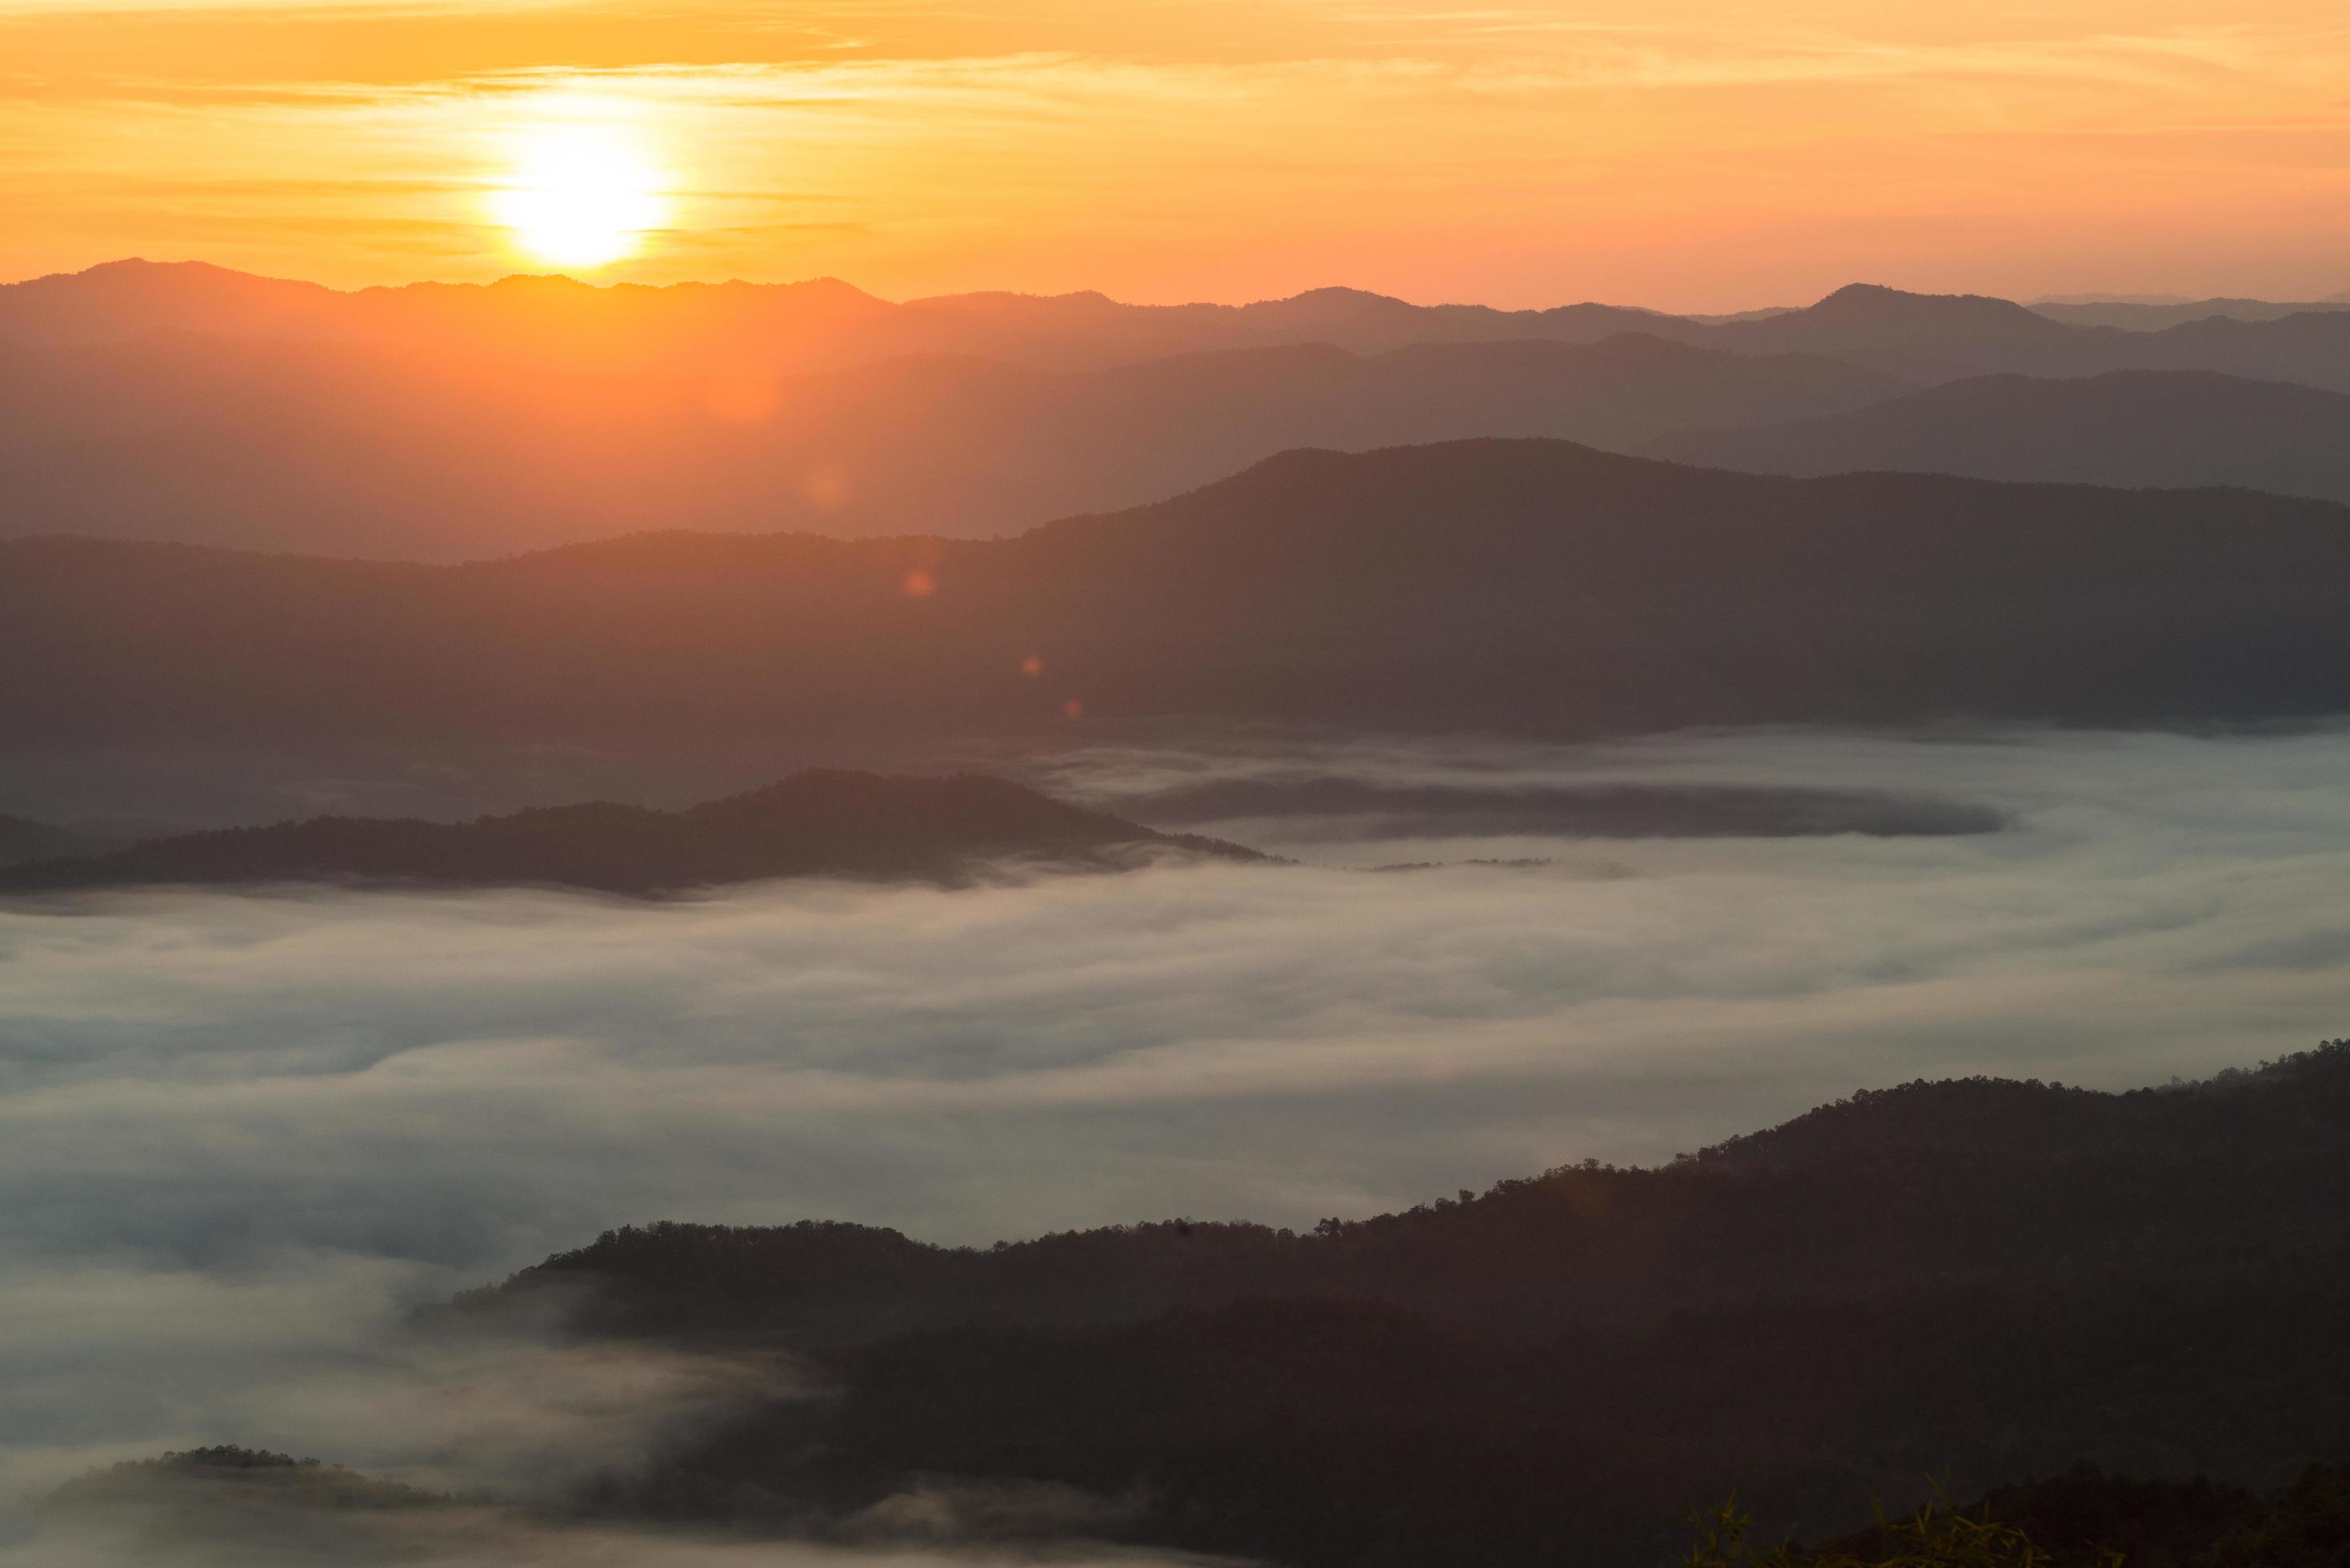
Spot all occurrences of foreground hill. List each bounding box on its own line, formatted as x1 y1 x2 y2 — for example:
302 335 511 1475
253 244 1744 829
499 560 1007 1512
0 330 1904 556
447 1043 2350 1568
7 440 2350 752
0 771 1253 894
1644 370 2350 506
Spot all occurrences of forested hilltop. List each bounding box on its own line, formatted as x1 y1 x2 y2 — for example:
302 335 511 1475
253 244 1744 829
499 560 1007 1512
443 1043 2350 1567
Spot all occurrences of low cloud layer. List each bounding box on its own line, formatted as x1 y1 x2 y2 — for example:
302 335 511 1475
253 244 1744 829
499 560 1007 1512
5 724 2350 1526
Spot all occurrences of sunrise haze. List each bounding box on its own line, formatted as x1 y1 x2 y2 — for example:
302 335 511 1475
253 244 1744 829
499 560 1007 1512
5 0 2348 308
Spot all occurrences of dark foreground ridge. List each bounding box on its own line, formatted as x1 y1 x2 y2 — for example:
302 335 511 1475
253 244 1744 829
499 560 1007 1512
434 1042 2350 1568
0 770 1260 894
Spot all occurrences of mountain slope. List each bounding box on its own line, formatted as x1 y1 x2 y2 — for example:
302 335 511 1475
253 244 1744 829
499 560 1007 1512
6 440 2350 750
1642 370 2350 504
0 771 1256 894
447 1044 2350 1568
0 331 1906 556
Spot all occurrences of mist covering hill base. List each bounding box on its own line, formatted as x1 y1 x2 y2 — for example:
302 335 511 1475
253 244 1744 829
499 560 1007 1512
410 1044 2350 1568
0 770 1259 894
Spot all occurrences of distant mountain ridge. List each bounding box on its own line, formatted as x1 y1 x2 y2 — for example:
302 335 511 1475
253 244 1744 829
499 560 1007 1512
0 329 1907 556
8 439 2350 752
0 770 1259 894
1643 369 2350 506
14 263 2350 559
11 261 2350 390
2031 295 2350 330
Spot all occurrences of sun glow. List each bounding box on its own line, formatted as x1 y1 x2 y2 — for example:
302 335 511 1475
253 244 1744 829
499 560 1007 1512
490 116 667 270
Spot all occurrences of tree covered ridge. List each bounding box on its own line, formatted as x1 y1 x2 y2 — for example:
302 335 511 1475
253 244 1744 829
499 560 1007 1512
1692 1459 2350 1567
459 1040 2350 1342
434 1043 2350 1568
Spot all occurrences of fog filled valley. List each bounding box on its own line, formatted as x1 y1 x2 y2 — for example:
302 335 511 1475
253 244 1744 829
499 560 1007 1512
8 724 2350 1564
10 256 2350 1567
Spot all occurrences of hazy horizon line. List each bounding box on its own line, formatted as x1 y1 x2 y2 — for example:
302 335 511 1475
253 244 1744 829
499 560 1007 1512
13 253 2345 318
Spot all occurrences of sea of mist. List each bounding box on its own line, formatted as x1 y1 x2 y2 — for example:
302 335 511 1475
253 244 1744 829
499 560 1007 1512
6 722 2350 1550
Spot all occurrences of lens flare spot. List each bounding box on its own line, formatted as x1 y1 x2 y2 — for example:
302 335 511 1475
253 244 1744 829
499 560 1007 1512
1062 697 1085 719
1021 654 1045 677
903 568 936 598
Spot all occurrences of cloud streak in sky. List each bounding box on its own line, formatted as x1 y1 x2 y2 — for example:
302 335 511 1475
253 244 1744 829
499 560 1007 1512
5 1 2348 303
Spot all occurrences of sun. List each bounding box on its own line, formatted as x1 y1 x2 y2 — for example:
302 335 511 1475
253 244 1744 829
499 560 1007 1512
491 118 667 270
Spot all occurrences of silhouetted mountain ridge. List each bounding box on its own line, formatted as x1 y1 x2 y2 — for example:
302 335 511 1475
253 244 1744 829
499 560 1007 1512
443 1044 2350 1568
458 1042 2350 1343
14 262 2350 390
10 439 2350 750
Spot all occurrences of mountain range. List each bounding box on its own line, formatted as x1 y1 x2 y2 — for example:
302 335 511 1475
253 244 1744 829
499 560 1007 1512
10 262 2349 386
7 440 2350 754
0 329 1905 557
12 262 2350 557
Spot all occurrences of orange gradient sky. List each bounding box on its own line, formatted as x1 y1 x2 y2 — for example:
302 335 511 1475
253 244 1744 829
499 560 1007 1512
2 0 2347 309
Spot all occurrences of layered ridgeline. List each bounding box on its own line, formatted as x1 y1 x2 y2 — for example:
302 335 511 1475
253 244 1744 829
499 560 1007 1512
10 262 2350 386
9 440 2350 750
12 266 2350 557
1646 370 2350 507
0 331 1906 557
434 1045 2350 1568
0 771 1258 894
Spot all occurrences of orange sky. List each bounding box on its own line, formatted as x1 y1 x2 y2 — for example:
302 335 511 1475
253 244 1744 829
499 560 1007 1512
2 0 2347 310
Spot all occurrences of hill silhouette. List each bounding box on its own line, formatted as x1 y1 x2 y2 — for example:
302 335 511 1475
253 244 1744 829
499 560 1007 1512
445 1043 2350 1568
0 330 1904 556
0 771 1257 894
8 440 2350 752
1643 370 2350 505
